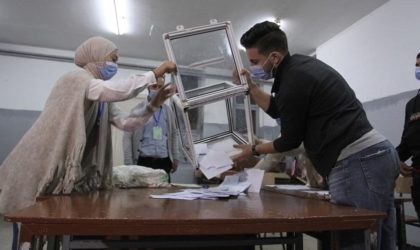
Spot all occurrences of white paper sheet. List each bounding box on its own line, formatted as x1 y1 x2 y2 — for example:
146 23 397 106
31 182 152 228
150 187 244 200
200 165 232 179
244 169 264 193
199 150 233 179
207 138 242 157
273 184 312 190
194 143 208 156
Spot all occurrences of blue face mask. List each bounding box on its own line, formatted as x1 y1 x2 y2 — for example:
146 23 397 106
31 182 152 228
416 67 420 81
250 64 272 80
99 62 118 80
148 90 156 99
250 53 277 80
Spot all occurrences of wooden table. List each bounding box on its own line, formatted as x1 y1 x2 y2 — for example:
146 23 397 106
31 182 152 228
5 188 385 249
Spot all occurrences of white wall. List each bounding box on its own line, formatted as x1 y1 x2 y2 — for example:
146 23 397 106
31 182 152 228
0 44 152 111
316 0 420 102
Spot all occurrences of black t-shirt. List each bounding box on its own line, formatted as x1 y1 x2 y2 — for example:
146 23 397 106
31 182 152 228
266 54 372 176
396 92 420 168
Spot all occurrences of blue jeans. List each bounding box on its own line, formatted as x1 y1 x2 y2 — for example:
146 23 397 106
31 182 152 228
328 140 399 250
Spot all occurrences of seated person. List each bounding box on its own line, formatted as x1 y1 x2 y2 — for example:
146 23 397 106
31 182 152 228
123 77 180 182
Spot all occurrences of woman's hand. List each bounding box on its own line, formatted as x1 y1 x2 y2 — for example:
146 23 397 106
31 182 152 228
149 83 177 108
153 60 177 78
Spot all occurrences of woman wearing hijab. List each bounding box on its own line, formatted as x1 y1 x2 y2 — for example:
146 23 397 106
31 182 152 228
0 36 177 214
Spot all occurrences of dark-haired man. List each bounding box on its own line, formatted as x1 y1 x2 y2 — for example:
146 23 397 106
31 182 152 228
396 52 420 221
232 21 399 249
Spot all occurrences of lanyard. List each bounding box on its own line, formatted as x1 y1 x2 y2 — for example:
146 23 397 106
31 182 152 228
97 102 105 123
153 107 162 125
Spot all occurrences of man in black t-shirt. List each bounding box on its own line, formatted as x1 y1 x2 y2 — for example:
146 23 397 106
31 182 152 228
232 21 399 250
396 52 420 220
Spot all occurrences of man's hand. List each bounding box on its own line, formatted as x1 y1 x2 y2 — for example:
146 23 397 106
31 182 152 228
400 161 413 176
231 144 253 163
240 69 258 92
150 83 177 108
163 61 177 73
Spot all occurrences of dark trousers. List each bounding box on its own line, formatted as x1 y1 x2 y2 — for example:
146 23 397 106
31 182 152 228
137 156 172 182
412 174 420 220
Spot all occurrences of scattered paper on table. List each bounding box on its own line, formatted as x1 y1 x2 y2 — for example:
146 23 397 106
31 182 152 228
194 143 208 156
150 170 257 200
199 150 233 179
150 188 244 200
272 184 312 190
200 165 232 180
244 168 264 193
207 138 242 157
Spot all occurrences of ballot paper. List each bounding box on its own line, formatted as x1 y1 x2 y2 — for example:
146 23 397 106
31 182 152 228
213 174 251 193
199 150 233 179
150 171 253 200
194 143 208 156
244 168 264 193
150 188 245 200
207 138 242 157
268 184 312 190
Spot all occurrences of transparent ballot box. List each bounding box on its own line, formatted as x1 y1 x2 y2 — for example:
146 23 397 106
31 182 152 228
163 21 255 168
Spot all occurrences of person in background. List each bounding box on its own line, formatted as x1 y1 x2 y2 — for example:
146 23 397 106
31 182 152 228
232 21 399 249
123 76 180 182
254 140 324 188
0 36 177 214
396 52 420 220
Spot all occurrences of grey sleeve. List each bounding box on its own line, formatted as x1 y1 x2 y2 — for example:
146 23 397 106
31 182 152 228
122 131 135 165
168 106 181 161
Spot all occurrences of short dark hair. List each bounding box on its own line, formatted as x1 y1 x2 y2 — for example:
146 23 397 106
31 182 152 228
417 52 420 59
240 21 288 55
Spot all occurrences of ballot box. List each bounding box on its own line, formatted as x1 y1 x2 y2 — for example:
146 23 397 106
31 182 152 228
163 21 255 168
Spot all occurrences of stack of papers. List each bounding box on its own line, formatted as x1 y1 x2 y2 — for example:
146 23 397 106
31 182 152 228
199 150 233 179
150 171 252 200
150 169 265 200
150 188 245 200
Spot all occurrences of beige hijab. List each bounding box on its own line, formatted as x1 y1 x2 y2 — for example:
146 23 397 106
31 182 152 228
74 36 118 79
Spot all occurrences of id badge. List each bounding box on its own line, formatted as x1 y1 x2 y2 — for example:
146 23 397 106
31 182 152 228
153 126 163 140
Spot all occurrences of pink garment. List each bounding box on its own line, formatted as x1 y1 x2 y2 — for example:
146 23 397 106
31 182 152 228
74 36 118 79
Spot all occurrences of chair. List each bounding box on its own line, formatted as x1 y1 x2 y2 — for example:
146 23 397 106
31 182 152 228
394 175 420 249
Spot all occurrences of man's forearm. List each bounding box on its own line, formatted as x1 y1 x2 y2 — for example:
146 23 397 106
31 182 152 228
249 84 271 111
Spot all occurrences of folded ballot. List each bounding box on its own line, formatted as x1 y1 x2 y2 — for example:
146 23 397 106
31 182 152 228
199 150 233 179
